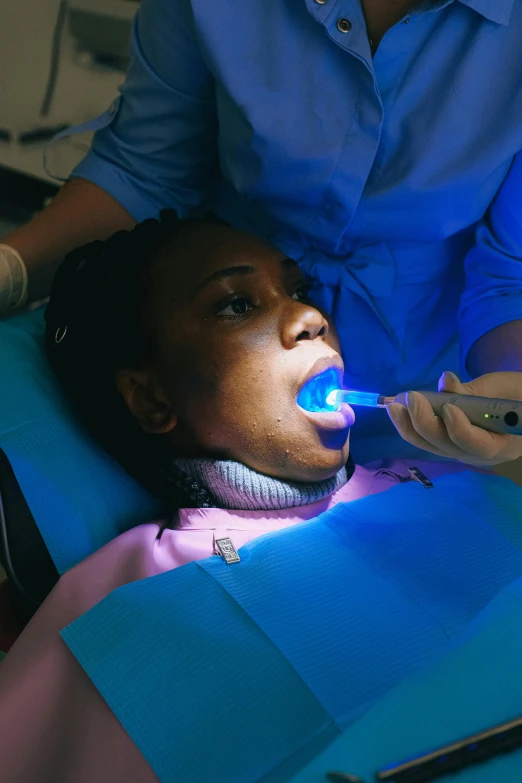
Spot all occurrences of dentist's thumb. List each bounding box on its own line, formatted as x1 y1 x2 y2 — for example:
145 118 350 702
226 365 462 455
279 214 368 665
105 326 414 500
438 370 522 401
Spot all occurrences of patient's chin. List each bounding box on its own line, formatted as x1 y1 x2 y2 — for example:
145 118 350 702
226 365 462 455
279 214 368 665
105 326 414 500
236 430 350 485
297 430 350 483
244 450 349 484
318 426 351 453
279 444 350 484
312 449 350 482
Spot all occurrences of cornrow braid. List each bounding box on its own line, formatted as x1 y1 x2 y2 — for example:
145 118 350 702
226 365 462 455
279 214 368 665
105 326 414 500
45 209 226 514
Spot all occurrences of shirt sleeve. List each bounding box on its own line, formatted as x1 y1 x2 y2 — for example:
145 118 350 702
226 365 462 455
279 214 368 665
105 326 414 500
70 0 218 222
459 151 522 375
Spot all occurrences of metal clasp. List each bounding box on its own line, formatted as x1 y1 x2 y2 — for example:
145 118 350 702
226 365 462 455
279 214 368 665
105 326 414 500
215 537 240 564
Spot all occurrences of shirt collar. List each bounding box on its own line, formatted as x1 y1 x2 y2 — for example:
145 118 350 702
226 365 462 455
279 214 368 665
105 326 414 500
456 0 515 24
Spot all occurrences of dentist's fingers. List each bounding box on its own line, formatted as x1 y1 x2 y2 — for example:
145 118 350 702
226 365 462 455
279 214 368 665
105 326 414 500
403 391 474 461
387 402 454 459
439 370 522 401
440 402 519 464
388 370 522 465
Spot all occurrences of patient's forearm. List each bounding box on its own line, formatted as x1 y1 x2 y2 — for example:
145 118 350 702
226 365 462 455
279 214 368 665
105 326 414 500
467 320 522 377
3 178 136 303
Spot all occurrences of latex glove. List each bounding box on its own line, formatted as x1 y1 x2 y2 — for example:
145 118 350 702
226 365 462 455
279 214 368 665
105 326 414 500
387 371 522 466
0 244 28 316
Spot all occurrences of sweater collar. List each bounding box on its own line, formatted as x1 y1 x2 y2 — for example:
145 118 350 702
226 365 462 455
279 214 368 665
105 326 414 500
171 456 353 511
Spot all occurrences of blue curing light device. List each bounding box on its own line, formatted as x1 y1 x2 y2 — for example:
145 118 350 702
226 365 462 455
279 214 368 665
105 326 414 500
326 389 522 436
326 390 394 409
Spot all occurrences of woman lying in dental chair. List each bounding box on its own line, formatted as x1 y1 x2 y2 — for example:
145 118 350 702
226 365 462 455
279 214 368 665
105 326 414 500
0 211 521 783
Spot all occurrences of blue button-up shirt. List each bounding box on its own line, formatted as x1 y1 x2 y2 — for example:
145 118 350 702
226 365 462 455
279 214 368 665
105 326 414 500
70 0 522 460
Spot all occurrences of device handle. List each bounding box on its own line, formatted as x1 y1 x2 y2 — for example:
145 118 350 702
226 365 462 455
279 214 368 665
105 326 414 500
394 391 522 436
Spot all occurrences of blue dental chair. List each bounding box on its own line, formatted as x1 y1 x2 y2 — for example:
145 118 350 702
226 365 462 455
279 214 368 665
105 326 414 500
0 445 59 618
0 306 162 620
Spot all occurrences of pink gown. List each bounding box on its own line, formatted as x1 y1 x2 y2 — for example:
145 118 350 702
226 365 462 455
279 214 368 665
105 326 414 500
0 460 475 783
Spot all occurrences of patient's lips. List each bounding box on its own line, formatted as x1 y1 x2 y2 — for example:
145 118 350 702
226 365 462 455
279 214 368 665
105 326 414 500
297 361 354 431
300 402 354 431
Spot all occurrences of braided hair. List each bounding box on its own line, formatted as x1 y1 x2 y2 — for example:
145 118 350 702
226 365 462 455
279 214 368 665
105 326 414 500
45 209 229 512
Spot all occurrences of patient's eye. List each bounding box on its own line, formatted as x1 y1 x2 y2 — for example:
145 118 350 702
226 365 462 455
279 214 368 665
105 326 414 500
292 284 311 303
216 297 254 317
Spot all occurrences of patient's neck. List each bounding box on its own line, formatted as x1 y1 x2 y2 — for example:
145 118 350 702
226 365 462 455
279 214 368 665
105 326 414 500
172 456 353 511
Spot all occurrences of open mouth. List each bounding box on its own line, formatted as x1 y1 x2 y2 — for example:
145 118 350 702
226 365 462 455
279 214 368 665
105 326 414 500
297 368 341 413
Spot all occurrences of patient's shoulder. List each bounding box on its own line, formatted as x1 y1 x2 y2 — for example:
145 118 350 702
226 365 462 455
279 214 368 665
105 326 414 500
57 521 168 605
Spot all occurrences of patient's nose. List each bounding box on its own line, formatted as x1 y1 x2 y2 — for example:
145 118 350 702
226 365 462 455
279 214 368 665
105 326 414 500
283 302 329 347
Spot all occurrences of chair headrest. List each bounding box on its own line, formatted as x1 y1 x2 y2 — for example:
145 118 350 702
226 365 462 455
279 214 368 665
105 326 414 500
0 307 162 587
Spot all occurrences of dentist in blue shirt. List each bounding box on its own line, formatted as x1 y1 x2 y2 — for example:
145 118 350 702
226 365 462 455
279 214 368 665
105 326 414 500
2 0 522 464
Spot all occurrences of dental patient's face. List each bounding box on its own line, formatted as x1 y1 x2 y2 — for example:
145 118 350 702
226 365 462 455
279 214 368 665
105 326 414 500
120 224 353 482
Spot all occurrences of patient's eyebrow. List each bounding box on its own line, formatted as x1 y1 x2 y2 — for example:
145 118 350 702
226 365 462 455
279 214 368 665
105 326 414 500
192 257 297 297
192 265 256 297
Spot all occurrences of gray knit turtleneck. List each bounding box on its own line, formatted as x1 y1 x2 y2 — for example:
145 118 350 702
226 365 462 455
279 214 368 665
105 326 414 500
172 457 348 511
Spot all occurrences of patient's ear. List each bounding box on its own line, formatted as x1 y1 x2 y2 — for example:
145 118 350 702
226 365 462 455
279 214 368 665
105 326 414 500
114 369 178 435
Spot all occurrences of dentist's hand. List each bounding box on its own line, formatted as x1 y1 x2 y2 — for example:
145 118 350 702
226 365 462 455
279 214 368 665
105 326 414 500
387 371 522 466
0 245 28 317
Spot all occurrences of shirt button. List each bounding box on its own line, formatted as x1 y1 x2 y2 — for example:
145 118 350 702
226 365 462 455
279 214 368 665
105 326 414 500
337 18 352 33
314 0 327 4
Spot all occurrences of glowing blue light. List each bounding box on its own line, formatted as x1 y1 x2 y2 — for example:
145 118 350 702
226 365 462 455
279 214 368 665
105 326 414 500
326 390 381 408
297 369 340 412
